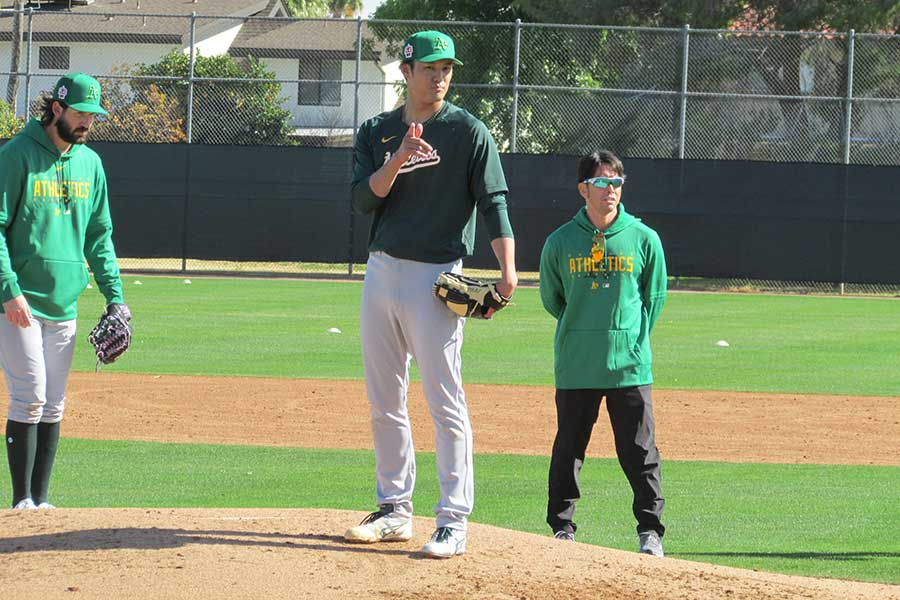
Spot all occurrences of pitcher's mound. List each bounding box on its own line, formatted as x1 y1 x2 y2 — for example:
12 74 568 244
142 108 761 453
1 508 896 600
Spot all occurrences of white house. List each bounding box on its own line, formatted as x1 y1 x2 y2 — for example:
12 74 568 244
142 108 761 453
0 0 402 142
227 17 401 143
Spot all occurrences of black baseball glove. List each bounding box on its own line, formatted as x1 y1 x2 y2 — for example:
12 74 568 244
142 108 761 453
433 272 511 319
88 303 132 370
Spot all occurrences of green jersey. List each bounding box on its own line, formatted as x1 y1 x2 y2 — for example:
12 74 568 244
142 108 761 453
351 101 513 263
540 204 667 389
0 118 123 320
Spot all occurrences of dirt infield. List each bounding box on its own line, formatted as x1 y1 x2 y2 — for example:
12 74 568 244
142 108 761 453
3 509 899 600
62 373 900 465
1 373 899 599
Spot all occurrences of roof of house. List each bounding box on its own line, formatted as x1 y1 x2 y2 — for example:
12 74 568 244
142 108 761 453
0 1 389 59
0 0 277 43
229 18 384 61
1 0 272 17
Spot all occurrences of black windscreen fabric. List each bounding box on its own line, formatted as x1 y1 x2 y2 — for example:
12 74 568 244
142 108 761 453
79 142 899 284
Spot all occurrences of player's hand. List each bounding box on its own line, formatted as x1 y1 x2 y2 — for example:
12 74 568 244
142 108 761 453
495 275 517 300
3 295 33 328
396 122 433 162
485 274 517 319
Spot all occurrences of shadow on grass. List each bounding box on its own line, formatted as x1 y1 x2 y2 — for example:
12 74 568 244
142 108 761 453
677 551 900 561
0 528 415 556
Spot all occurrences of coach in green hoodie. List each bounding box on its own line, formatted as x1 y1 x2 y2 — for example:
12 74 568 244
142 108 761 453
539 150 667 557
0 74 127 510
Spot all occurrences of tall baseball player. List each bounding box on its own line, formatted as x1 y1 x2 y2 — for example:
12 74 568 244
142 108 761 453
344 30 517 558
1 73 127 509
540 150 667 556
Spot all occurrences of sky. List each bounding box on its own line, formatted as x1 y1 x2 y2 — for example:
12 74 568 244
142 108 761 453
361 0 384 17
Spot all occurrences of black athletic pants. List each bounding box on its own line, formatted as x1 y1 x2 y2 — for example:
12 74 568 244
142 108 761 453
546 385 665 537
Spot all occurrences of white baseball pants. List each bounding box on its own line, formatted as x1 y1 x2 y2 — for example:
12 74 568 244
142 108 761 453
360 251 473 531
0 317 77 424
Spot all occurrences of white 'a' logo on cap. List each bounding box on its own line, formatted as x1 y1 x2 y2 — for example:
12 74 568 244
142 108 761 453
57 85 68 100
404 43 414 59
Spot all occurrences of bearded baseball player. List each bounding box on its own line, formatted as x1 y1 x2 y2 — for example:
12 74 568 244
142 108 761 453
344 30 517 558
1 74 128 510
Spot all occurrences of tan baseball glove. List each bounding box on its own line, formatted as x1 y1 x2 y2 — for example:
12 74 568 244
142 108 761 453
433 272 511 319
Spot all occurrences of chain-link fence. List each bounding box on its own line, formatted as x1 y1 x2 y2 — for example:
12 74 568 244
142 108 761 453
3 11 899 160
2 8 899 294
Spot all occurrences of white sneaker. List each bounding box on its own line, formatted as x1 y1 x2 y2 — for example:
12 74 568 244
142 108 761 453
13 498 37 510
421 527 466 558
36 502 56 509
344 504 412 543
638 531 664 557
553 530 575 542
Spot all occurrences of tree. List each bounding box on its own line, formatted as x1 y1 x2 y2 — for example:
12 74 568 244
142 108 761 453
134 50 293 146
741 0 900 33
0 98 24 139
371 1 690 155
371 0 900 160
91 79 187 144
284 0 363 17
372 1 563 152
514 0 746 29
283 0 331 17
724 1 900 161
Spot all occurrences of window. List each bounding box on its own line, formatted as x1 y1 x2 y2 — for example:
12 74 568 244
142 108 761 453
39 46 70 70
298 58 341 107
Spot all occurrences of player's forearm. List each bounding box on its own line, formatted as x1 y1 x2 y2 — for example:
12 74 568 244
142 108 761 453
351 177 386 214
490 236 518 296
367 152 408 198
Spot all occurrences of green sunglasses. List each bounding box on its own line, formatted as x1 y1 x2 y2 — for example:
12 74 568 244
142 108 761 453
584 176 625 189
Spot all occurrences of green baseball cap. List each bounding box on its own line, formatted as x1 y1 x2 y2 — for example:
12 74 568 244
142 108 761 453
52 73 108 115
401 30 463 65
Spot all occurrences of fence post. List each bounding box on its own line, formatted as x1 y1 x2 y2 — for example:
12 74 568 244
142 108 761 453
349 16 363 277
838 29 855 295
6 1 23 112
677 24 690 159
186 12 197 144
841 29 855 165
182 12 198 273
23 7 33 116
510 18 522 153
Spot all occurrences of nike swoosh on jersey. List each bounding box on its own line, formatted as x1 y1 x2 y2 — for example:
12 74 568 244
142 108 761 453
381 136 397 143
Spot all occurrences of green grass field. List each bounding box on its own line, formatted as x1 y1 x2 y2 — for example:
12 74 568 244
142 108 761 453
74 276 900 395
4 277 898 584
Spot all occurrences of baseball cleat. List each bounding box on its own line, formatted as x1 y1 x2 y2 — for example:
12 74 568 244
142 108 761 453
553 530 575 542
13 498 37 510
344 504 412 543
638 531 664 557
421 527 466 558
36 502 56 509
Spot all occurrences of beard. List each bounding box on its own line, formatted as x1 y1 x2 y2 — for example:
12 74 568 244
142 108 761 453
56 118 89 144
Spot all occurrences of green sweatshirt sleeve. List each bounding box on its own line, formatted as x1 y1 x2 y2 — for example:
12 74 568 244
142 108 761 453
83 167 123 305
477 192 514 240
0 149 23 303
539 235 565 319
351 120 386 215
640 231 667 331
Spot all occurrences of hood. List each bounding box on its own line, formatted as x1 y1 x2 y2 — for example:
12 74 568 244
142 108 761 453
21 118 84 159
572 203 640 237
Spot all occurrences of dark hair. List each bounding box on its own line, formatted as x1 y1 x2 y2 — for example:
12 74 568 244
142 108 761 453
578 150 624 183
38 94 66 126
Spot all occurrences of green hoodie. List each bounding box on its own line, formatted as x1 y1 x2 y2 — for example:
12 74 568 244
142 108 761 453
0 118 123 320
540 204 667 389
